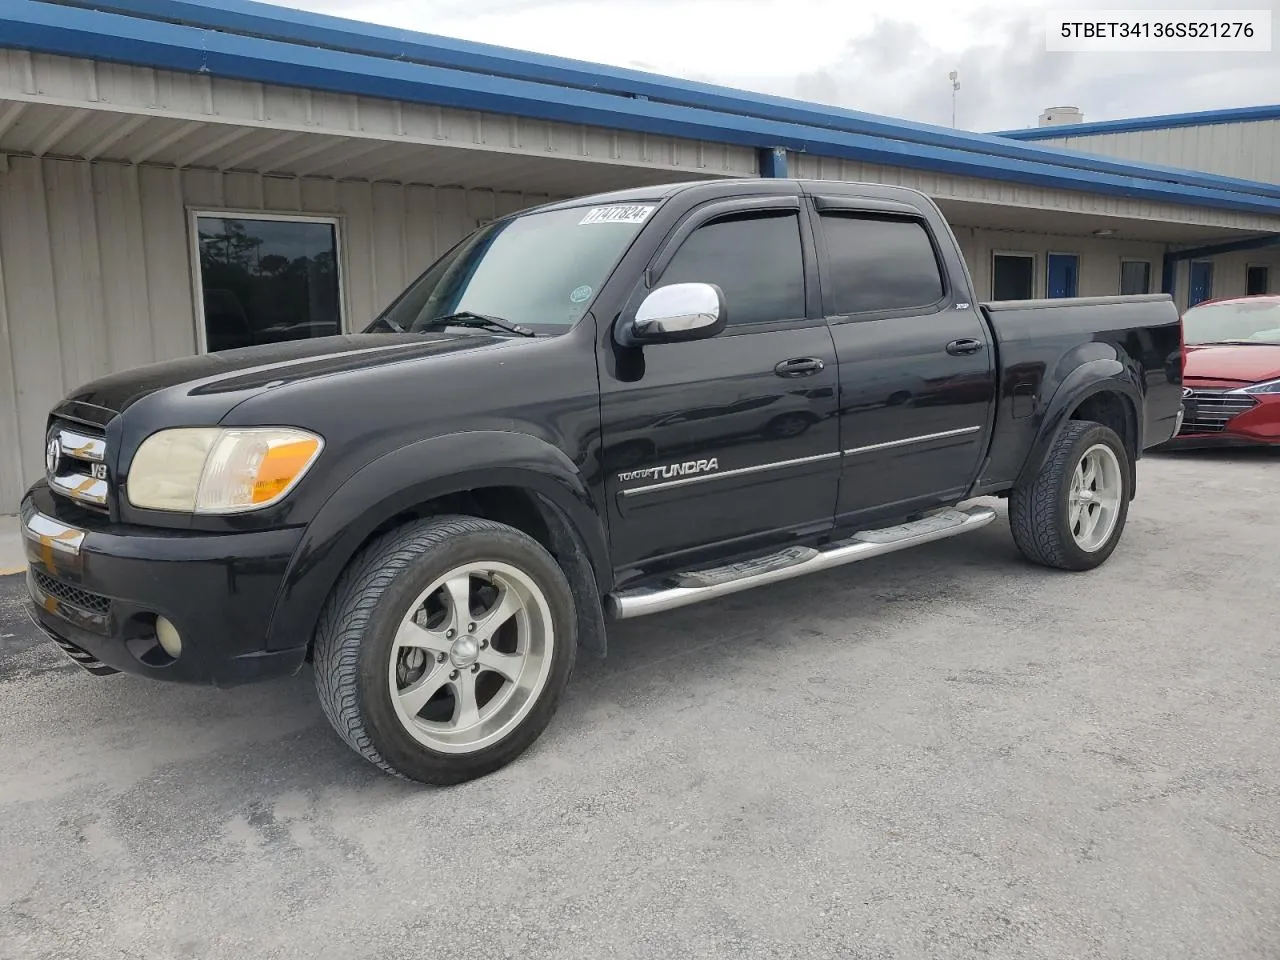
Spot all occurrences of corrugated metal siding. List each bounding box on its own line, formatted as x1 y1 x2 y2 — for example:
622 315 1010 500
1167 248 1280 311
1034 121 1280 185
953 226 1165 300
0 50 761 189
0 155 555 508
949 224 1280 309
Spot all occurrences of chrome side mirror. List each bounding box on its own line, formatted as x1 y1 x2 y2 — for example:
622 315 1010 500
618 282 727 346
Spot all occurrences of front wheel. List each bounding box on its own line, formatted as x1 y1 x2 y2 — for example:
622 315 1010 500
1009 420 1131 571
313 515 577 785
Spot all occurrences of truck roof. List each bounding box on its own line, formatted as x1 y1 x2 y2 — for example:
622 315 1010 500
533 177 932 215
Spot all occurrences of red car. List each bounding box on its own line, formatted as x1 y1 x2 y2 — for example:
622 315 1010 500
1170 294 1280 447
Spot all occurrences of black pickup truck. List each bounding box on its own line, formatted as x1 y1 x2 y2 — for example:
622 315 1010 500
20 178 1183 784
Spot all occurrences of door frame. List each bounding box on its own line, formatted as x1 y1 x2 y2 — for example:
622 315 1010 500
1246 262 1271 296
1045 250 1080 298
991 250 1038 300
1188 259 1215 307
803 196 955 325
1119 257 1153 295
186 208 348 354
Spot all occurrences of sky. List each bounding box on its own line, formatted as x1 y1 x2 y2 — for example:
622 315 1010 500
279 0 1280 132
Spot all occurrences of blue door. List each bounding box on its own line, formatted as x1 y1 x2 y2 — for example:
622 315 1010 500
1046 253 1079 298
1189 260 1214 306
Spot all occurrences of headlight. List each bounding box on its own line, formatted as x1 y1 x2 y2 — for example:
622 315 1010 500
127 427 324 513
1231 378 1280 395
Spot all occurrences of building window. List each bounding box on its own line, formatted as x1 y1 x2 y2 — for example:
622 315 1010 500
1120 260 1152 295
817 214 945 315
1046 253 1079 298
193 214 342 353
659 211 805 326
1247 264 1270 296
992 253 1035 300
1189 260 1214 307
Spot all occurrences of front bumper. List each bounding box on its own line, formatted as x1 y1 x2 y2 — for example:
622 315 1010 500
20 483 308 687
1165 389 1280 449
1160 433 1280 450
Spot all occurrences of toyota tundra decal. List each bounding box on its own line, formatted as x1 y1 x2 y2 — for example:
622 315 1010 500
618 458 719 484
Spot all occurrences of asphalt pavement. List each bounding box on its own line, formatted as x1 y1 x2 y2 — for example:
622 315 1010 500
1 449 1278 960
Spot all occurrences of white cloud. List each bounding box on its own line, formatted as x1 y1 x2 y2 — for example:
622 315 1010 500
280 0 1280 131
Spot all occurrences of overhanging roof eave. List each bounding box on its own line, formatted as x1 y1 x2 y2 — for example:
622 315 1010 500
4 0 1280 214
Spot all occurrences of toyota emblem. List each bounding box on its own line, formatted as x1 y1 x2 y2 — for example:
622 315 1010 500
45 435 61 476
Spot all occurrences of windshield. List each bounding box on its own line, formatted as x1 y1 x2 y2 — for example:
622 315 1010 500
1183 299 1280 346
368 202 658 335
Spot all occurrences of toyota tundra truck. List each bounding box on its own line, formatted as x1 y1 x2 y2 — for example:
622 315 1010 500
20 178 1184 784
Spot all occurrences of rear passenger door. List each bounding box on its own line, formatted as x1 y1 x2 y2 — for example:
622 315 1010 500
810 196 996 529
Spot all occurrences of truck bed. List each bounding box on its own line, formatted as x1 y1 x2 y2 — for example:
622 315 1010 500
977 293 1184 490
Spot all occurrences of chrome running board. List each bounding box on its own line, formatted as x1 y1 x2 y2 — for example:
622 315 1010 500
605 505 998 620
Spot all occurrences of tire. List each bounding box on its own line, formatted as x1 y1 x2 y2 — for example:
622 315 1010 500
313 515 577 785
1009 420 1131 571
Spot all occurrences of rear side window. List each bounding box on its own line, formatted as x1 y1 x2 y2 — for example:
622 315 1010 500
819 213 945 315
658 211 805 326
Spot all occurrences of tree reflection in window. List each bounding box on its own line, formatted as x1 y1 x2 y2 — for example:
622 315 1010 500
196 216 342 352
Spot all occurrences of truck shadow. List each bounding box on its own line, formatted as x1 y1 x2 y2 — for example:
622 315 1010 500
575 514 1028 692
1147 447 1280 463
2 504 1086 799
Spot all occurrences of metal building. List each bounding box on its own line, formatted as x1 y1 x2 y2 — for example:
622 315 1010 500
2 0 1280 512
996 104 1280 185
995 103 1280 322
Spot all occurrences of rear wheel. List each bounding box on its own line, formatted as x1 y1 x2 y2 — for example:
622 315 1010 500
1009 420 1131 571
313 515 577 784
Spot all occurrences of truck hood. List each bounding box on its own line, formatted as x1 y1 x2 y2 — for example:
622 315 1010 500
64 332 501 414
1183 343 1280 386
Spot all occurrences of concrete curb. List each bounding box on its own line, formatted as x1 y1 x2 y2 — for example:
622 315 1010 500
1 515 22 576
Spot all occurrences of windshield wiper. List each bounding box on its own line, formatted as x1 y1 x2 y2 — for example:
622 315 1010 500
421 311 536 337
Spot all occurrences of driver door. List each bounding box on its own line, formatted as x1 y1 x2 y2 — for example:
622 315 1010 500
597 194 841 575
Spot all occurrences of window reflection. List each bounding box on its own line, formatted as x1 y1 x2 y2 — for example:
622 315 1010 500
196 216 342 352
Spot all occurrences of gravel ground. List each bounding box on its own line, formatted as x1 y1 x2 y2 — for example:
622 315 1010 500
1 449 1277 960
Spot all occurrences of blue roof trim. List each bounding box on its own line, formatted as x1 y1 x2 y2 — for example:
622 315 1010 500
34 0 1280 202
5 3 1280 216
994 104 1280 140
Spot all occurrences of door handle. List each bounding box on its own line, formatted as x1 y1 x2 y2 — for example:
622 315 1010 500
945 338 984 356
775 357 825 377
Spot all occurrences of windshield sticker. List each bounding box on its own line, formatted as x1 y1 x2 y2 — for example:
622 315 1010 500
570 285 593 303
579 205 655 226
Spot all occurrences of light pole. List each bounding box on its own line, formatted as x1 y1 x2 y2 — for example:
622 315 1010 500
948 70 960 128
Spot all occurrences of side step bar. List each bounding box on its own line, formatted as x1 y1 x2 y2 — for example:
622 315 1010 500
605 505 998 620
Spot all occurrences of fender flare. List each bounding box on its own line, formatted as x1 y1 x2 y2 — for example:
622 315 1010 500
265 431 610 652
1016 358 1144 491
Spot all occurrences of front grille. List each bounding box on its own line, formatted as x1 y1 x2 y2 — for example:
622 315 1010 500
31 569 111 616
1179 389 1259 435
46 418 110 512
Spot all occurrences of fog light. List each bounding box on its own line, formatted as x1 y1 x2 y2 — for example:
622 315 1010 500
155 616 183 659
